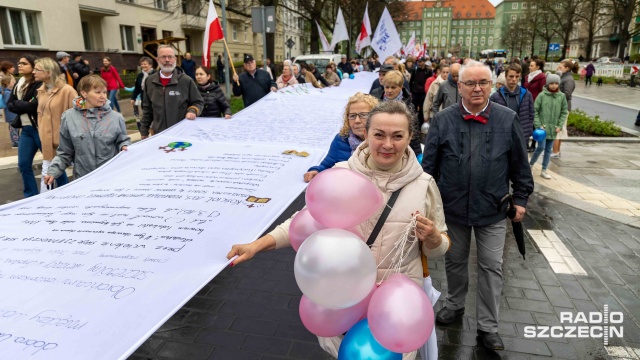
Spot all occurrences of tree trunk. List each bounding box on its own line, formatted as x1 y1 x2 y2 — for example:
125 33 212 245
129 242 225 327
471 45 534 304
531 34 537 56
560 27 572 60
545 39 551 60
310 19 319 54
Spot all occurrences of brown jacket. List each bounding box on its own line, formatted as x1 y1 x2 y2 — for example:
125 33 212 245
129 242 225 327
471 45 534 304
37 84 78 160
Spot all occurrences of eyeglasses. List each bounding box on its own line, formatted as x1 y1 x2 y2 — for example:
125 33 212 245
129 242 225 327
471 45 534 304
33 68 45 73
347 112 370 121
460 80 492 89
17 62 29 66
158 55 176 60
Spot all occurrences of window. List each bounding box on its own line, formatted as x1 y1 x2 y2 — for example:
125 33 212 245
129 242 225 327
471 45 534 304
155 0 168 10
452 29 457 35
512 3 518 9
481 36 486 45
427 13 432 17
427 21 432 25
540 42 546 51
162 30 172 38
433 36 437 45
232 23 237 41
451 36 456 45
434 21 439 25
465 36 470 46
475 20 479 25
82 21 92 50
120 25 135 51
466 29 471 34
434 27 439 35
435 12 440 17
244 25 248 42
402 31 407 36
481 28 486 34
452 20 457 25
488 37 493 45
474 28 479 34
442 27 447 34
417 30 421 36
489 28 494 34
511 15 517 23
410 21 414 26
522 2 528 9
402 38 406 44
467 20 472 25
425 28 431 35
490 20 495 24
441 37 446 46
473 37 478 46
482 20 487 25
0 7 41 46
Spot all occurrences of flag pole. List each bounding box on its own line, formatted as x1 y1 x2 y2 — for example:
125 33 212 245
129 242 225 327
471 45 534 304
221 37 240 85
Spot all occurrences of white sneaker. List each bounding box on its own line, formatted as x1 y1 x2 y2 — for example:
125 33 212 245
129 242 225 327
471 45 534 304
541 171 552 179
550 152 561 158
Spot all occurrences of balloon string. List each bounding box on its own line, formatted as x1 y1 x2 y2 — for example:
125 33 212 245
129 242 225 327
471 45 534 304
374 214 420 284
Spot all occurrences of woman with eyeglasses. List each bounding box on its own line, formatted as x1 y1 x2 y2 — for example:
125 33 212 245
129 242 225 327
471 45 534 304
303 92 379 182
33 57 77 192
100 57 125 112
7 55 43 197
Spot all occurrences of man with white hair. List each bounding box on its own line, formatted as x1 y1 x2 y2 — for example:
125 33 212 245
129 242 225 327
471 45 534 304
422 61 533 351
140 45 204 139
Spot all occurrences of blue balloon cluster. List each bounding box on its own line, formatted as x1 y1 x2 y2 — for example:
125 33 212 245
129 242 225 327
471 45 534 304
532 128 547 142
338 319 401 360
349 74 355 79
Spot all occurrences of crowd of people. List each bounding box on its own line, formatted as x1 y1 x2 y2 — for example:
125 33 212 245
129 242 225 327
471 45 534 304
0 45 598 357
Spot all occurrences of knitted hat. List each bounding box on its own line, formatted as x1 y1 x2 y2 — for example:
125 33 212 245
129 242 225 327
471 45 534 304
496 73 506 85
546 73 561 84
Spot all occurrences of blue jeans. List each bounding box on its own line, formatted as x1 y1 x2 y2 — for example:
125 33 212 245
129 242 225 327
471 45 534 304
109 89 120 112
18 126 41 197
529 138 554 170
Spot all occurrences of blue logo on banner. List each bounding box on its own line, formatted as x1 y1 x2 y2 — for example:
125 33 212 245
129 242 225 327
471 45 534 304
549 43 560 51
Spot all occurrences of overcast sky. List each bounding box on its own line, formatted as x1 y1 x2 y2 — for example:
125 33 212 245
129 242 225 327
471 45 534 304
489 0 502 6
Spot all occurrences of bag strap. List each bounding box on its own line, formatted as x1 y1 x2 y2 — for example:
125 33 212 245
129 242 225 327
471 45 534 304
367 189 402 248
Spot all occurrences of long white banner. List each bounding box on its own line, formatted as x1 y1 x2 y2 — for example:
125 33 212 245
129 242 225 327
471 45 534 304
0 73 377 359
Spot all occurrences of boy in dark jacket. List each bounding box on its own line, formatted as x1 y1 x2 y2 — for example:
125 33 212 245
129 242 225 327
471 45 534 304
489 63 534 141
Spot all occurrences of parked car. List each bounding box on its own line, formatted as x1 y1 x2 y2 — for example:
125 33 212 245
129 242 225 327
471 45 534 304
596 57 622 64
294 54 343 74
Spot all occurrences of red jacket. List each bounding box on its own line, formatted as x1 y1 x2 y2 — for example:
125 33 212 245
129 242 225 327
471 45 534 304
424 73 438 94
523 72 546 101
100 66 124 91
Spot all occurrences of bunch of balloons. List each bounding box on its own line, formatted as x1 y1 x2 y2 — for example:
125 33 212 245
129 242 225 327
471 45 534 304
292 168 435 359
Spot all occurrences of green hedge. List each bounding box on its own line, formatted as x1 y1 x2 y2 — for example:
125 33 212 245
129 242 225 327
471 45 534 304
568 109 621 136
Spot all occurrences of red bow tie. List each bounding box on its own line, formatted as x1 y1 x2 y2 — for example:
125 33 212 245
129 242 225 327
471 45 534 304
463 114 488 124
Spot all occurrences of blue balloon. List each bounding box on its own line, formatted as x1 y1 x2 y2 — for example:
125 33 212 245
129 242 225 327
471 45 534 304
349 73 355 79
532 128 547 142
338 319 402 360
416 153 423 164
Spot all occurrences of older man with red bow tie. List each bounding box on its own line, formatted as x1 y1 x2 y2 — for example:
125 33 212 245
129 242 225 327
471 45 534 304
421 60 533 351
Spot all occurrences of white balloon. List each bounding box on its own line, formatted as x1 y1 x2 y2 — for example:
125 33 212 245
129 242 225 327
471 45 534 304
294 229 377 309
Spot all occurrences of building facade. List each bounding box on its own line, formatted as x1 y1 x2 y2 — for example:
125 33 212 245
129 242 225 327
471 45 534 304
0 0 288 73
396 0 496 59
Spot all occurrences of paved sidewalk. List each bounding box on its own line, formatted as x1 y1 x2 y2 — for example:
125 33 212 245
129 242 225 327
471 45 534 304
573 83 640 111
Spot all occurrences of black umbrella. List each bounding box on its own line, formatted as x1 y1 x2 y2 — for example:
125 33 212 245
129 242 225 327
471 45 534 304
501 194 525 260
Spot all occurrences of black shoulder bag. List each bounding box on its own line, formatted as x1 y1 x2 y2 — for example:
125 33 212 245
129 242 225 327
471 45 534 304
366 189 402 248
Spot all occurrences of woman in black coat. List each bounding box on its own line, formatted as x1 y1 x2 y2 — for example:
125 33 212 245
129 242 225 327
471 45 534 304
195 66 231 118
7 54 43 197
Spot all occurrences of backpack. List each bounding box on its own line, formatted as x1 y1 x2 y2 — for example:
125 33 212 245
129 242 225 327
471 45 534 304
0 89 6 109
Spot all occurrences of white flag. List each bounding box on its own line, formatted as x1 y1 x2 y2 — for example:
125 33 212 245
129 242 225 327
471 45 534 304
404 32 416 58
371 7 402 61
330 7 349 49
355 3 372 54
316 20 332 53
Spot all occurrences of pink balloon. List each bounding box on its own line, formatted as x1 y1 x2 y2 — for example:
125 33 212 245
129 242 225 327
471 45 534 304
289 209 364 252
306 168 383 228
299 285 375 337
367 273 434 353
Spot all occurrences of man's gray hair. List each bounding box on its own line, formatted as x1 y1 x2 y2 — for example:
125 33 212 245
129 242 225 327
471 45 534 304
459 60 491 82
157 45 175 54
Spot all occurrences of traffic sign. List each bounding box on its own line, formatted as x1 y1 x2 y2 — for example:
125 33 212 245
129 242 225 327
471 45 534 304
549 43 560 51
286 38 295 49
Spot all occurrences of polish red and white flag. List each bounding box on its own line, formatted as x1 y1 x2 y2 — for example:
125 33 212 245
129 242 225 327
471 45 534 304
355 2 372 54
203 0 224 67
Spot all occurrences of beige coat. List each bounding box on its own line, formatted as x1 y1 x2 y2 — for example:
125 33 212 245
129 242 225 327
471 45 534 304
423 75 446 121
36 84 78 160
270 145 449 286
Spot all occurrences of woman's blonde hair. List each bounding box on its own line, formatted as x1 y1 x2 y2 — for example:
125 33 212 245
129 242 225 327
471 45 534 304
77 75 107 94
382 70 404 87
35 58 64 87
339 92 379 138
